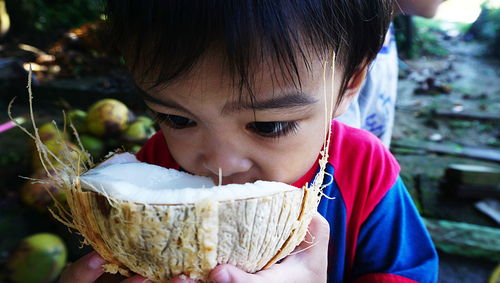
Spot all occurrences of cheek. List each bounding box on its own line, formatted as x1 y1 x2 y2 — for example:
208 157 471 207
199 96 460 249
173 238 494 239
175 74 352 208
160 127 201 170
259 119 326 183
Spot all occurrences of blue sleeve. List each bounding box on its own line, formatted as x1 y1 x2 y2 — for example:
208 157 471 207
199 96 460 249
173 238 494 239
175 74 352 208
352 177 439 283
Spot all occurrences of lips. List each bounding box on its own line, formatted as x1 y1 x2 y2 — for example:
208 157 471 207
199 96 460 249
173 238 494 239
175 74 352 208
208 173 258 186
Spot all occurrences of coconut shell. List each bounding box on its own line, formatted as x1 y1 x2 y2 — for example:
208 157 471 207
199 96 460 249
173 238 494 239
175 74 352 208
64 184 317 281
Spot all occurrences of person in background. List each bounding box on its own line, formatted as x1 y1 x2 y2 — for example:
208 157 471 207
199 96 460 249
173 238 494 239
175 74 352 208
337 0 445 147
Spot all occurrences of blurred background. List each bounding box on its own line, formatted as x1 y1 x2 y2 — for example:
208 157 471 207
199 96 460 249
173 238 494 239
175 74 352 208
0 0 499 282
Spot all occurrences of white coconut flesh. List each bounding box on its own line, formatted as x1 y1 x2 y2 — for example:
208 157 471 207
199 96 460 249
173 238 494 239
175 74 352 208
80 153 299 204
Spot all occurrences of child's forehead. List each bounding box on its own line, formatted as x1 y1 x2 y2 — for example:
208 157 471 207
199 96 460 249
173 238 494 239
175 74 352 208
141 51 330 101
142 83 321 116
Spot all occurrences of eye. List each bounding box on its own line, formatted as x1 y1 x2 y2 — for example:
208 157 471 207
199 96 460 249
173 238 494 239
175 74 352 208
154 113 196 129
247 121 298 138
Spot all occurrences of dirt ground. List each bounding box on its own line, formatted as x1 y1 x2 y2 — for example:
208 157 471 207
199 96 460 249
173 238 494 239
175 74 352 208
394 40 500 146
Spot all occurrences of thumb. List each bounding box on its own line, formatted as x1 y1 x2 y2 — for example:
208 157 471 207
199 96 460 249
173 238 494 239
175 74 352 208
209 264 261 283
59 252 106 283
209 213 330 283
290 211 330 261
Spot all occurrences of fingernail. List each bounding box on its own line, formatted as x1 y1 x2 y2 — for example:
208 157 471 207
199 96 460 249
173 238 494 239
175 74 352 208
211 268 231 283
88 253 106 270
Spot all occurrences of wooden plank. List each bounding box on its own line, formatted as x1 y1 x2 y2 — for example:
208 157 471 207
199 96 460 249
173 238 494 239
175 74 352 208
423 218 500 261
442 181 500 199
445 164 500 186
392 140 500 162
475 199 500 225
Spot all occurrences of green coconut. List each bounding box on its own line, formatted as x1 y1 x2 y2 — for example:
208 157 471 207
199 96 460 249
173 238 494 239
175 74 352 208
32 123 70 170
136 116 155 128
122 119 156 144
7 233 67 283
80 134 105 159
86 99 131 137
67 109 88 134
128 144 142 154
38 123 60 143
21 168 66 213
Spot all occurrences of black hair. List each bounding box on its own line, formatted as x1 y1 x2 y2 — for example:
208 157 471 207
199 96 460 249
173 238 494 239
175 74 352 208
105 0 394 105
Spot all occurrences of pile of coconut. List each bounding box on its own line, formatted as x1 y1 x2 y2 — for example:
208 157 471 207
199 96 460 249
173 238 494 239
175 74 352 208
11 66 334 282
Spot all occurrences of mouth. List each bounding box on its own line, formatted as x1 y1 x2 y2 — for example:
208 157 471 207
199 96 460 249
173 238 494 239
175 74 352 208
209 174 257 186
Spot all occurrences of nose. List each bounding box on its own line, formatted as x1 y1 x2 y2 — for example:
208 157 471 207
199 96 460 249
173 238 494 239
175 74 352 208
201 141 252 179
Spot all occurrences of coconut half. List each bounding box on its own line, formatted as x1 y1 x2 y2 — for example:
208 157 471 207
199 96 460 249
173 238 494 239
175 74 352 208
64 152 325 281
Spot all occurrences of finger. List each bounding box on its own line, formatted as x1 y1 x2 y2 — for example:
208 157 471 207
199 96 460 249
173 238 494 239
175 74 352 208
121 274 153 283
59 252 106 283
209 213 330 283
290 212 330 261
95 273 127 283
209 264 261 283
211 213 330 283
210 262 314 283
169 274 197 283
270 212 329 281
121 274 196 283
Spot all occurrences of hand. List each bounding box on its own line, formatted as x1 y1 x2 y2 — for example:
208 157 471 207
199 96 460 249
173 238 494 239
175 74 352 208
59 251 151 283
207 212 330 283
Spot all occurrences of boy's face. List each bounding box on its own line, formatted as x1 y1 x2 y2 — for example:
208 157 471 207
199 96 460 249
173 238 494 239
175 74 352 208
139 55 349 185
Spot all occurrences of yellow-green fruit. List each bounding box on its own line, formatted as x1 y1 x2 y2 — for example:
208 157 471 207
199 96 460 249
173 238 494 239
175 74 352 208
32 142 82 171
67 109 88 133
21 168 66 213
37 123 68 150
129 144 142 154
38 123 59 143
86 99 130 137
8 233 67 283
122 119 155 144
80 135 105 159
136 116 155 127
32 123 67 170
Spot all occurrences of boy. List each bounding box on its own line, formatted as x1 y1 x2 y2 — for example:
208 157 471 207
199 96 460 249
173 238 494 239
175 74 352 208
60 1 438 282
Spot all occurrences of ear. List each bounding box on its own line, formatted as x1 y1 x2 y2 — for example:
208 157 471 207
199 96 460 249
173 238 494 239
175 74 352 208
333 64 369 117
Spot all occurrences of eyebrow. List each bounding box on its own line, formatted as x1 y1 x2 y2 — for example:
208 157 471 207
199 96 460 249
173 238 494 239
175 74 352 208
142 90 318 115
223 92 318 113
141 91 194 115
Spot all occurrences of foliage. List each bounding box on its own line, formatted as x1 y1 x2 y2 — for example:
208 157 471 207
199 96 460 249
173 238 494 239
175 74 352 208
394 15 450 59
467 5 500 58
5 0 103 45
19 0 101 31
412 28 449 58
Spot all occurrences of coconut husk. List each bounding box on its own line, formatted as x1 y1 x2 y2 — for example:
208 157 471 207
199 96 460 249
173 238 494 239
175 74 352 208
65 188 304 280
11 60 335 282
